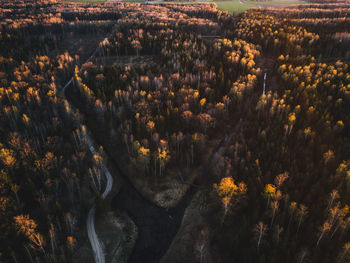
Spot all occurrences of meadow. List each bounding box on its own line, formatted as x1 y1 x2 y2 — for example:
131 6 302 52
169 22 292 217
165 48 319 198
216 0 306 13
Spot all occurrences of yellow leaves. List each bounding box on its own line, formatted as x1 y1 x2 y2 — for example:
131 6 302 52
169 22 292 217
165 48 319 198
133 140 141 153
238 182 248 195
13 93 19 101
215 177 238 197
215 102 225 110
264 184 276 198
320 221 331 232
0 197 8 211
157 148 170 163
47 90 55 98
308 106 315 114
146 120 155 131
288 112 296 125
247 60 255 69
289 201 297 211
22 113 30 124
192 133 199 143
0 148 16 167
279 64 287 73
214 177 247 199
323 150 335 164
139 146 150 157
67 236 76 247
159 139 168 149
336 120 344 130
38 61 45 71
93 153 103 164
344 242 350 250
240 57 247 67
199 98 206 107
214 177 247 218
304 127 312 137
336 160 350 179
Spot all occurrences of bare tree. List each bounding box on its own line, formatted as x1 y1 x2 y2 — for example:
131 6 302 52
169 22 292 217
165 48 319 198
316 221 331 248
338 242 350 263
254 221 268 251
274 172 289 189
326 190 339 212
296 248 309 263
288 201 298 229
270 200 279 228
297 204 308 234
49 224 57 256
11 184 20 203
195 229 209 263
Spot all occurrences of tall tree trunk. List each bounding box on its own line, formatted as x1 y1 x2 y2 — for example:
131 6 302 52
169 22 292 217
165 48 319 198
316 231 325 247
270 209 276 228
297 214 304 234
25 246 34 263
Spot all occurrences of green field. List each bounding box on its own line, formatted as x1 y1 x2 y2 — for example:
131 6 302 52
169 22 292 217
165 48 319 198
215 0 306 13
63 0 307 14
215 0 255 13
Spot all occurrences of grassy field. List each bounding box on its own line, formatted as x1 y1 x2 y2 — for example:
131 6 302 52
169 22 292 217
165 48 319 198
215 0 255 13
62 0 307 14
215 0 306 14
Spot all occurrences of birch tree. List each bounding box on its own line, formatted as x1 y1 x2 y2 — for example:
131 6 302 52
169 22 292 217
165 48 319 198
214 177 247 224
254 221 268 251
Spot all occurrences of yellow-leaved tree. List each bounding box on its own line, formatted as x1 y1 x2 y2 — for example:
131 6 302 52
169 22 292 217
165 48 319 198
214 177 247 224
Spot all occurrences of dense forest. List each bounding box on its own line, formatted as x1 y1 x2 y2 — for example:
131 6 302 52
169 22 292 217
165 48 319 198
0 0 349 263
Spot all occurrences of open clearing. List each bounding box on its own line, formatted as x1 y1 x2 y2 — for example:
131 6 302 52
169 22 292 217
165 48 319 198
215 0 307 13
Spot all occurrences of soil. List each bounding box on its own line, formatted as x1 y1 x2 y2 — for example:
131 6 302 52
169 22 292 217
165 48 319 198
159 190 210 263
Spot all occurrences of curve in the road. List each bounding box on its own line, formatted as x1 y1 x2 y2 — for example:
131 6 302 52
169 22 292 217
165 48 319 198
61 36 113 263
87 206 105 263
85 133 114 263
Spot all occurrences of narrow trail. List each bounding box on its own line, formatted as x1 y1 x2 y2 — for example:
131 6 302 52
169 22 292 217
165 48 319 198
256 55 278 94
63 82 112 263
85 133 114 263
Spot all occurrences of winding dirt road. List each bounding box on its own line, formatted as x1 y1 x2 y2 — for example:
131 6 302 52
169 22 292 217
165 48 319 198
61 37 113 263
86 133 113 263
